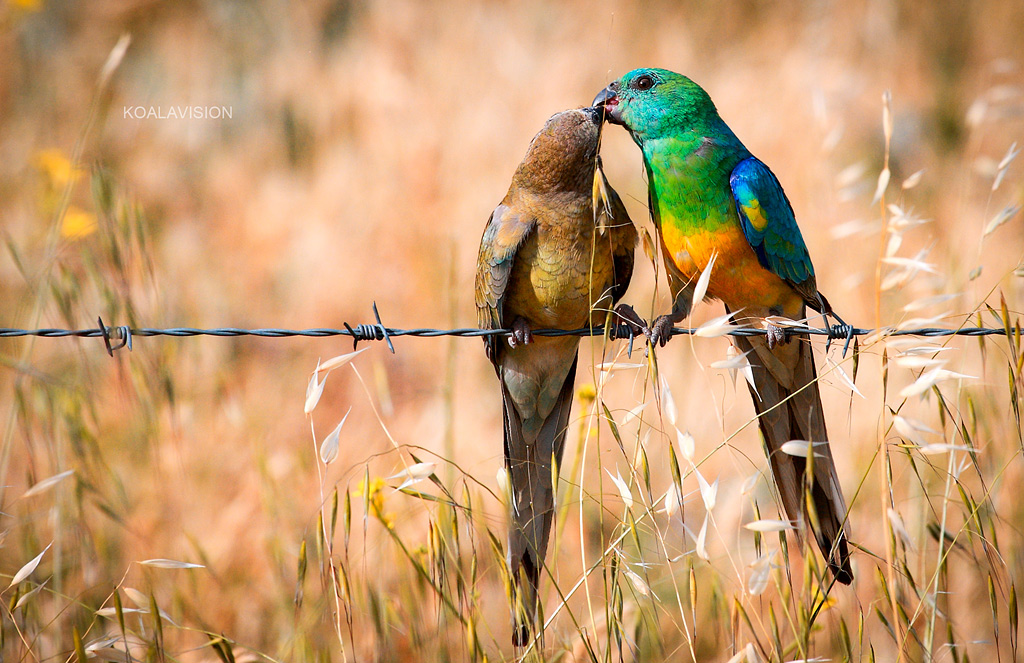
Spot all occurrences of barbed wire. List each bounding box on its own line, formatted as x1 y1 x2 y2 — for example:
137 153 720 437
0 303 1014 358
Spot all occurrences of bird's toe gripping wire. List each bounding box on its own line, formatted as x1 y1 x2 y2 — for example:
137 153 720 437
507 317 533 348
610 303 648 357
764 322 790 350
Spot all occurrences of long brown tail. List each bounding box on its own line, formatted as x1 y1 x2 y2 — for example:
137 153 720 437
733 333 853 584
502 356 578 646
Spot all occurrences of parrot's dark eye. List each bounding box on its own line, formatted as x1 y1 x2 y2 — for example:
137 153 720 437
633 74 655 91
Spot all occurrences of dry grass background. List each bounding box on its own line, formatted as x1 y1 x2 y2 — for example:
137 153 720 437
1 1 1023 661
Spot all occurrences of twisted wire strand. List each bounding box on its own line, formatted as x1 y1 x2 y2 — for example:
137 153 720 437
0 326 1012 339
0 301 1015 357
0 321 1011 353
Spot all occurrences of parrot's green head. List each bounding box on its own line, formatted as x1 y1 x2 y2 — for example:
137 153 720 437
593 68 717 143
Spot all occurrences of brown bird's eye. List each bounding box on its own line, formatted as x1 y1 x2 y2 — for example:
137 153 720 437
634 74 655 91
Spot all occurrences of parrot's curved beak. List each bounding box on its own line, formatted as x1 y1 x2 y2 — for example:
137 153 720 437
592 84 622 125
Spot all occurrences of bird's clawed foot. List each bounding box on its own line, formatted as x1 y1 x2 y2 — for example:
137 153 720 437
610 304 647 339
765 322 791 350
606 306 678 356
507 317 533 348
608 306 677 351
609 304 649 357
648 314 677 348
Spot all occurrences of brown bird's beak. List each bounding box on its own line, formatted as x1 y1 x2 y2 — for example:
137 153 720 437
592 83 622 125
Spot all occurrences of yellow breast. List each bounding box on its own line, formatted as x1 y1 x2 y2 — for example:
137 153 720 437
506 225 618 330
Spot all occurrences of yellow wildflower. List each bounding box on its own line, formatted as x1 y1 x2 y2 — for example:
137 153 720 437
61 206 97 240
35 149 82 188
577 383 597 406
355 477 390 526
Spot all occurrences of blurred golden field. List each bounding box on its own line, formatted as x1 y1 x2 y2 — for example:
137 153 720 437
1 1 1023 661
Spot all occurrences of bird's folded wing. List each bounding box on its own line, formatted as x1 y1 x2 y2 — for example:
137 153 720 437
475 203 536 331
729 157 814 287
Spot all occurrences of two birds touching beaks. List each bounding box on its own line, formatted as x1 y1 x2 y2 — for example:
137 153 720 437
475 68 854 649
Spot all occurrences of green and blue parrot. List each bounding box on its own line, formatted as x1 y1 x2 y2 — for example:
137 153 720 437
594 68 853 584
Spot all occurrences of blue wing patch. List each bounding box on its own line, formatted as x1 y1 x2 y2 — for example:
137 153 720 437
729 157 814 285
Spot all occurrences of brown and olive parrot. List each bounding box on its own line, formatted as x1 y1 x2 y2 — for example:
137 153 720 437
475 107 638 646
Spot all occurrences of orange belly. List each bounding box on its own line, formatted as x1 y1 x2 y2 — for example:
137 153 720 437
661 216 803 317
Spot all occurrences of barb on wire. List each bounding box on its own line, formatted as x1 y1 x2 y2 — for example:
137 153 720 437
97 316 132 356
343 302 394 353
0 302 1014 358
